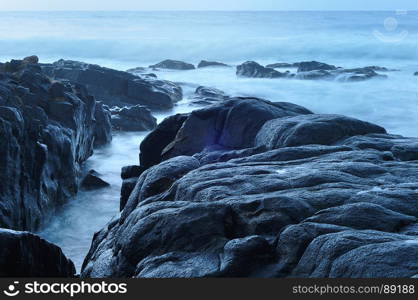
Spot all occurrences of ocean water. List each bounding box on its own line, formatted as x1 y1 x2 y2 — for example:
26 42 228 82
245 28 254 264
1 10 413 271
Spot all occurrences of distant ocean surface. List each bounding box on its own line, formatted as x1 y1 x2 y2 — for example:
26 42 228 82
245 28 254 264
1 11 418 136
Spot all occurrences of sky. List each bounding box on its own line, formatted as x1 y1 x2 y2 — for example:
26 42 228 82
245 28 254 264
0 0 417 11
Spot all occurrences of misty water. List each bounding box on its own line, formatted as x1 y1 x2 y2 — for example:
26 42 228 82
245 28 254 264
1 10 416 271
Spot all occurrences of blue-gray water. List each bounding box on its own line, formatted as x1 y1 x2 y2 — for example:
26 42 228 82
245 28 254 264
1 11 413 271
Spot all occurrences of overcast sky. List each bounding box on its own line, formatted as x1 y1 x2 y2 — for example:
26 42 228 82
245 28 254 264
0 0 416 11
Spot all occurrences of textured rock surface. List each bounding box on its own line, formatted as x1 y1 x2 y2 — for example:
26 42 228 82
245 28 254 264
0 229 75 277
81 98 418 278
0 57 111 230
190 86 229 106
197 60 229 68
149 59 195 70
42 60 182 110
236 61 288 78
80 170 110 191
110 105 157 131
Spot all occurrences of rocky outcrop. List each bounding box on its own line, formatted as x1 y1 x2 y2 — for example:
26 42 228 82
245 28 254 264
81 97 418 278
236 61 387 81
149 60 195 70
80 170 110 191
0 57 110 231
197 60 229 68
93 102 112 147
236 61 288 78
266 62 300 68
0 229 75 277
41 60 182 110
189 86 229 106
110 105 157 132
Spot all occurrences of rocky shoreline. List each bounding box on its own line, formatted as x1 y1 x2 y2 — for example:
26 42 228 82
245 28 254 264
1 56 418 278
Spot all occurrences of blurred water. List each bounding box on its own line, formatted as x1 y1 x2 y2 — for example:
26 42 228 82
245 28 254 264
23 11 418 271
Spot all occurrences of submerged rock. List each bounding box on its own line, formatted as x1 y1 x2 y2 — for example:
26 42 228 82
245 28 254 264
297 61 338 72
266 62 300 68
110 105 157 131
197 60 229 68
42 59 182 110
149 59 195 70
0 58 111 231
81 97 418 278
236 61 288 78
0 229 75 277
80 170 110 191
190 86 229 105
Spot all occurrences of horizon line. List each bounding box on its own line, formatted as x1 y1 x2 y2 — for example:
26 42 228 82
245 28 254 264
0 9 415 12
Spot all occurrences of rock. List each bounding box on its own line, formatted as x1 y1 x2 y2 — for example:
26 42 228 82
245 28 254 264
149 59 195 70
121 165 144 180
0 229 75 277
236 61 288 78
414 72 418 76
0 58 111 231
255 114 386 149
140 98 311 169
23 55 39 65
297 61 338 72
266 62 300 68
80 170 110 191
93 102 112 147
41 59 182 110
111 105 157 131
197 60 229 68
81 96 418 278
190 86 229 105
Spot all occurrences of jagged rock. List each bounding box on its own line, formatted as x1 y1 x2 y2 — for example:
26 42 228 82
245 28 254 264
0 229 75 277
93 102 112 147
197 60 229 68
0 58 111 230
190 86 229 105
80 170 110 191
81 97 418 278
110 105 157 131
236 61 288 78
149 60 195 70
41 60 182 110
297 61 338 72
121 165 144 180
266 62 300 68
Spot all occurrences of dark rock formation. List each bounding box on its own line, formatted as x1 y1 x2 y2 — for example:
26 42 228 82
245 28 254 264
297 61 338 72
41 60 182 110
197 60 229 68
266 62 300 68
0 229 75 277
414 72 418 76
0 57 110 230
93 102 112 147
149 60 195 70
110 105 157 131
190 86 229 105
80 170 110 191
81 97 418 278
236 61 288 78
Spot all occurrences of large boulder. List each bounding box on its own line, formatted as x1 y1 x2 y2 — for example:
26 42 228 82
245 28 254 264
197 60 229 68
236 61 288 78
81 97 418 278
190 86 229 106
0 229 75 277
297 61 338 72
80 170 110 191
41 60 182 110
149 60 195 70
110 105 157 131
140 97 312 169
0 58 110 230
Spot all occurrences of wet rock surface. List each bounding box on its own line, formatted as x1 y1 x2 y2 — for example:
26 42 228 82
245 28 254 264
237 61 288 78
149 59 195 70
0 57 111 231
80 170 110 191
80 97 418 278
42 59 182 110
197 60 229 68
0 228 75 277
110 105 157 131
